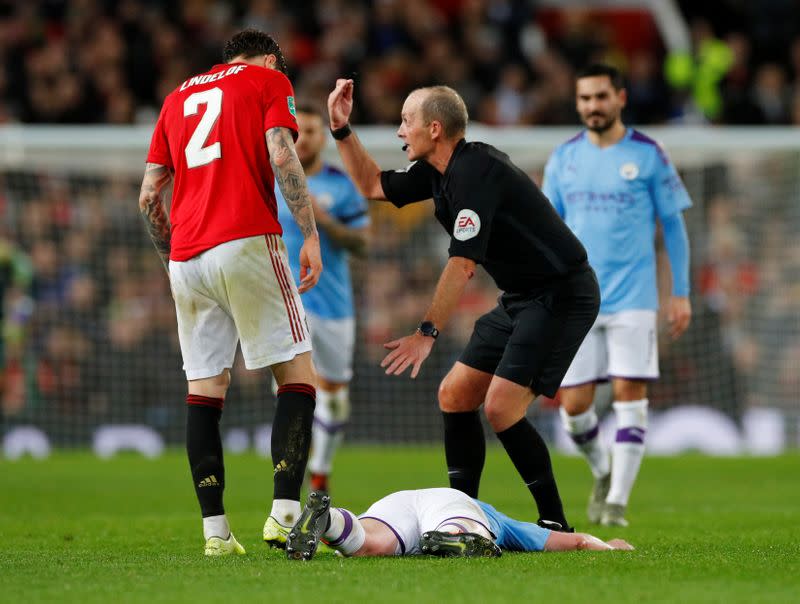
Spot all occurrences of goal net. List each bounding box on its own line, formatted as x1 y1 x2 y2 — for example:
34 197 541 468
1 125 798 454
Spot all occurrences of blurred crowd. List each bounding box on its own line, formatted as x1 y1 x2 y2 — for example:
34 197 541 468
4 149 800 442
0 172 188 441
692 155 800 414
1 0 800 126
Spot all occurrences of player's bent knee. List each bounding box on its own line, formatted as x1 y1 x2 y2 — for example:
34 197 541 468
188 369 231 399
613 379 647 401
561 398 593 416
483 380 532 431
438 378 478 412
559 385 594 415
482 401 504 431
483 399 520 432
272 351 317 387
437 379 458 411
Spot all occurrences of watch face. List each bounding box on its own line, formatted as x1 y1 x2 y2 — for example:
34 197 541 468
419 322 438 337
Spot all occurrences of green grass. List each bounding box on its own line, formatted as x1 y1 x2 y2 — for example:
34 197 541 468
2 448 799 603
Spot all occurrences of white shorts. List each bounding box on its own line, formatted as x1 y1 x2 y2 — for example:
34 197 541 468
560 309 658 387
307 312 355 383
169 234 311 380
360 488 492 556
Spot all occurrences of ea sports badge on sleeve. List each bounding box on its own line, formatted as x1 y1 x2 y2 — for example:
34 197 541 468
287 96 296 116
453 209 481 241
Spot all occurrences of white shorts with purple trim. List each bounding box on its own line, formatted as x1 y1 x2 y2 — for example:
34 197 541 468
560 309 659 387
359 487 493 555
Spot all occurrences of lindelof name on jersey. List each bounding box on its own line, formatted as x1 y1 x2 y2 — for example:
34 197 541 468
179 65 247 91
453 209 481 241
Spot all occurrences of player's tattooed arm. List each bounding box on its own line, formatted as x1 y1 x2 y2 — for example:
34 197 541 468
266 126 318 239
267 127 323 292
138 162 173 274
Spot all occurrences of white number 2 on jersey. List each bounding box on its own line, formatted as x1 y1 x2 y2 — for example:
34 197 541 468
183 87 222 168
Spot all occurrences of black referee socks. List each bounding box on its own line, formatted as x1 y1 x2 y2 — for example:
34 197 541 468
495 418 570 528
186 395 225 518
272 384 316 501
443 411 486 498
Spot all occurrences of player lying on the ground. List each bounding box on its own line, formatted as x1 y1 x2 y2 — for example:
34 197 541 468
285 488 633 560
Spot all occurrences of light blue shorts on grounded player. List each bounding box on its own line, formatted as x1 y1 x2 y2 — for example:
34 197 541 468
474 500 551 552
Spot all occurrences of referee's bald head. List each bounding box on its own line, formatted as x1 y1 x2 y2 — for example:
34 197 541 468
411 86 468 140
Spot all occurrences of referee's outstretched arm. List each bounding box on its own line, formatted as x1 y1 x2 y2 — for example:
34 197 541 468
327 78 387 200
382 256 475 379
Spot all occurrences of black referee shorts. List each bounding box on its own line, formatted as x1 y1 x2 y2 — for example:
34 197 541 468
459 266 600 397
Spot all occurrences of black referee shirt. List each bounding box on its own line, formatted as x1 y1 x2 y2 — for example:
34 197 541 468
380 139 588 294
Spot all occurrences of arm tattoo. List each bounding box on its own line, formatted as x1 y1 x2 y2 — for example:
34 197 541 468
138 162 173 273
266 127 317 238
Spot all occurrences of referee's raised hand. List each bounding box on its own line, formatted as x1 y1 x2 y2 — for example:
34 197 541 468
328 78 354 129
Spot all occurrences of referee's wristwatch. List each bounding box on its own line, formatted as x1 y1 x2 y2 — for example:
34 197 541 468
417 321 439 339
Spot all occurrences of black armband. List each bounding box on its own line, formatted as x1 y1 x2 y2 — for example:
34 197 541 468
330 123 352 141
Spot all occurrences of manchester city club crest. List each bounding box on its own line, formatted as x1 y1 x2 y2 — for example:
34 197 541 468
620 162 639 180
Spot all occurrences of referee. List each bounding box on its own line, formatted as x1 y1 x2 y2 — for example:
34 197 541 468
327 80 599 531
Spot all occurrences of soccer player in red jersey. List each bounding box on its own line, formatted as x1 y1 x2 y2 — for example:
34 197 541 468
139 29 322 556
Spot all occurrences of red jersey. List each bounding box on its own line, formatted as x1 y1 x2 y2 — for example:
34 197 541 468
146 63 298 261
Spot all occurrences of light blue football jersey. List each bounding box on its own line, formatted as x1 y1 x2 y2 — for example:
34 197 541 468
543 129 692 313
276 164 369 320
474 499 550 552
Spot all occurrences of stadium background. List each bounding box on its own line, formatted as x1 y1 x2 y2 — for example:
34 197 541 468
1 0 799 456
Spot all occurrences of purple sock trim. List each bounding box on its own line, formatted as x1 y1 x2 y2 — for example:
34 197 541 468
327 508 353 547
359 516 405 554
570 424 599 445
616 426 646 444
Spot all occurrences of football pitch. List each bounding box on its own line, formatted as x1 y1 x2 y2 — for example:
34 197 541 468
2 448 798 603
